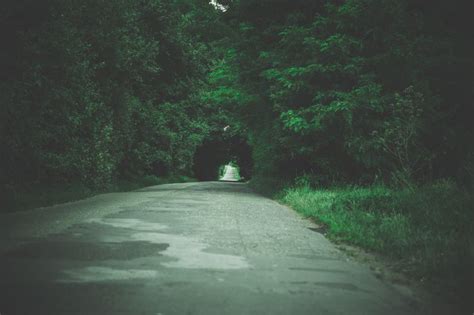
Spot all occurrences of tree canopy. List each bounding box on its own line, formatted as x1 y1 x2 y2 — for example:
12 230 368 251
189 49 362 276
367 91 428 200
1 0 473 189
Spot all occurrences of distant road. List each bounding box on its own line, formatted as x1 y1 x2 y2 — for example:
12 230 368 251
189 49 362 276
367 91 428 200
0 182 418 314
220 164 240 181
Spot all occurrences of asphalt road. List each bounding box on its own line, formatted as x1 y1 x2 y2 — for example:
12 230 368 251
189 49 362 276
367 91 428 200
220 165 239 181
0 182 419 315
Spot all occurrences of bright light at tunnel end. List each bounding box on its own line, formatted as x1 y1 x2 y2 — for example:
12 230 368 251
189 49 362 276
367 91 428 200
220 163 241 182
209 0 228 12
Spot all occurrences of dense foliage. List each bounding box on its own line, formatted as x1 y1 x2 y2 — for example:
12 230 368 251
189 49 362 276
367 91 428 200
217 0 473 187
3 0 472 190
1 0 227 191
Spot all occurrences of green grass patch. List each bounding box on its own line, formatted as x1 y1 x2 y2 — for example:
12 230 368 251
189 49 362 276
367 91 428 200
280 181 473 308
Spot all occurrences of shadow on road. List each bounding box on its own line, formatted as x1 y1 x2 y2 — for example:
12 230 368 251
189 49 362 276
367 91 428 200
136 181 255 195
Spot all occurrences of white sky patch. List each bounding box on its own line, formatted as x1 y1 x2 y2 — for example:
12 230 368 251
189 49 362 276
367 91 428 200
209 0 228 12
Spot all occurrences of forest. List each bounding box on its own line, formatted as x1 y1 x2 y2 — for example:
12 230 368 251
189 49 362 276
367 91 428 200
1 0 473 311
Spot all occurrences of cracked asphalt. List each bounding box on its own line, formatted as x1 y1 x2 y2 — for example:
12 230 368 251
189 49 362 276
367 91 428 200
0 181 420 314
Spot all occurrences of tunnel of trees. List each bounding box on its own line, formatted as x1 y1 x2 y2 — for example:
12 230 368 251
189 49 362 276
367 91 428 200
1 0 473 311
2 0 472 191
193 133 253 181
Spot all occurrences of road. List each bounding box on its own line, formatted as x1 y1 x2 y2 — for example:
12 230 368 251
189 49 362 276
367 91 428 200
220 165 240 181
0 182 419 314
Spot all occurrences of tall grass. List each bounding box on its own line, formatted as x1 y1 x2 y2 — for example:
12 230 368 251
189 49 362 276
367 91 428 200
281 180 473 308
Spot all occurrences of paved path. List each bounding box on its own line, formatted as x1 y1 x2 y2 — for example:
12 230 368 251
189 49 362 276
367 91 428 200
220 165 240 181
0 182 419 314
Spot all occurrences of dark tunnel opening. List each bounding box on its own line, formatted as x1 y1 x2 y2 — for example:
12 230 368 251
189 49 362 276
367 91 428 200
193 135 253 181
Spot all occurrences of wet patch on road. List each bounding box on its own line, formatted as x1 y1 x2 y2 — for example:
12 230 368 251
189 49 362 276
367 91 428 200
110 208 181 217
88 218 167 231
288 281 372 293
133 232 250 270
288 254 341 261
312 282 371 293
3 240 168 261
148 202 209 209
92 218 250 270
289 267 347 273
59 266 158 283
163 281 191 288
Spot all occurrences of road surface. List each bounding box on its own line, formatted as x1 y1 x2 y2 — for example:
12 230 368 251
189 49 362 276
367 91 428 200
0 182 419 314
220 165 240 181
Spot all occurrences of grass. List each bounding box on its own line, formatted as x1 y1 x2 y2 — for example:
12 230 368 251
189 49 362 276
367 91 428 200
280 180 473 311
1 174 195 213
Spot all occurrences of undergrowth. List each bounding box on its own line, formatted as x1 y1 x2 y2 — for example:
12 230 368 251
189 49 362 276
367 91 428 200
280 180 473 310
